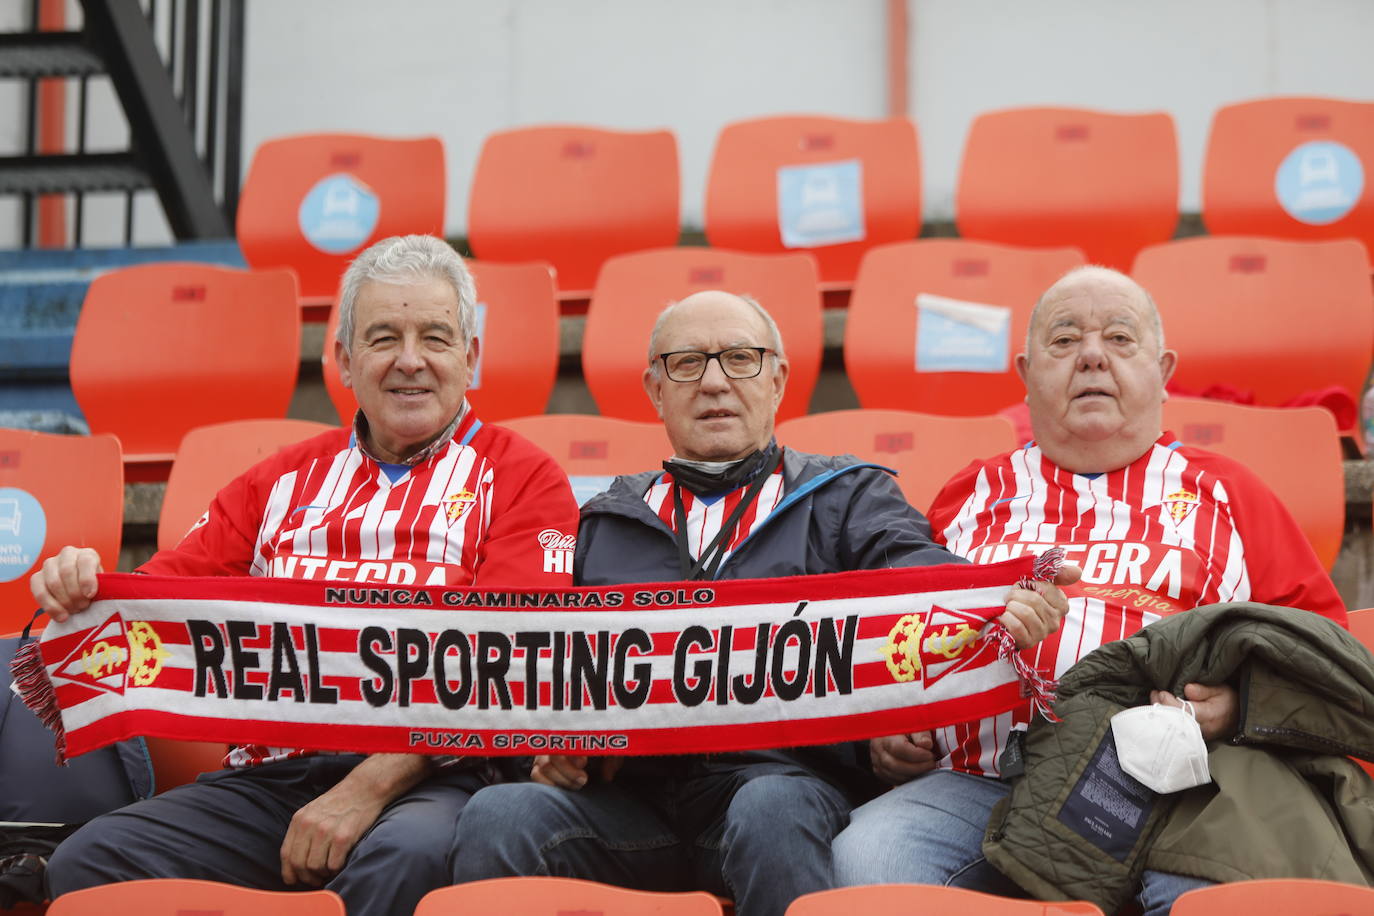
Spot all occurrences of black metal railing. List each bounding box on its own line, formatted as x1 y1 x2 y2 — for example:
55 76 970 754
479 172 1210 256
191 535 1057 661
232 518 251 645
3 0 244 246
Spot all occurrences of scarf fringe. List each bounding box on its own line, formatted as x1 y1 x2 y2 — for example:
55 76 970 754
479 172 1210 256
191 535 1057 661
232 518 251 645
995 546 1069 722
9 640 68 765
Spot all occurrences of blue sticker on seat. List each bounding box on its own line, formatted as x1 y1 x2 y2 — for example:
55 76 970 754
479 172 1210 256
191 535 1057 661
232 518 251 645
569 475 617 507
777 159 866 248
298 173 381 254
469 302 488 391
0 487 46 583
915 294 1011 373
1274 140 1364 225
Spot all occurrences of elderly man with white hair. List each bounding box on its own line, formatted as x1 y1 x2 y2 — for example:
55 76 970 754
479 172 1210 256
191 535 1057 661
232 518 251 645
832 266 1346 915
34 235 579 916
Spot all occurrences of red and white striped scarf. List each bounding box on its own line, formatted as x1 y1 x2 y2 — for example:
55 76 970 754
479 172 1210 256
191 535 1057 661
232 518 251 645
13 553 1061 764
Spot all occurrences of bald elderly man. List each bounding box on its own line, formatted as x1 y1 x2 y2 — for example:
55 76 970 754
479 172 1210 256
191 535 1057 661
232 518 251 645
832 266 1346 915
450 290 1078 916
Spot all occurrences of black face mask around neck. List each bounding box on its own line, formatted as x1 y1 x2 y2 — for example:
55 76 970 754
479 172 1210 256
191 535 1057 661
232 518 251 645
662 441 780 496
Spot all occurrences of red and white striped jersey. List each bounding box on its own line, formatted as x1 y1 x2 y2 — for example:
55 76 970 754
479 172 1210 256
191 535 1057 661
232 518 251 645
141 408 579 767
644 468 785 567
926 433 1345 779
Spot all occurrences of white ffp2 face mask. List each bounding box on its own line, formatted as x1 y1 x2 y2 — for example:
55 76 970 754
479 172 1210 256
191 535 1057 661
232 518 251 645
1110 700 1212 794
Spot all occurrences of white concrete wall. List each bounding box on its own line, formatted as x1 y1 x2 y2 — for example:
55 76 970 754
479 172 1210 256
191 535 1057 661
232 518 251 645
5 0 1374 246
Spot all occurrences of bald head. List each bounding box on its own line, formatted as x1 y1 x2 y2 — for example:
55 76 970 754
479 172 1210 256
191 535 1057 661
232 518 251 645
647 291 785 367
1015 265 1177 473
641 290 789 462
1025 266 1165 359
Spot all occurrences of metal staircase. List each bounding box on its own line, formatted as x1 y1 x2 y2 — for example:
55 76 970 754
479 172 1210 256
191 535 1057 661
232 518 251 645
0 0 244 246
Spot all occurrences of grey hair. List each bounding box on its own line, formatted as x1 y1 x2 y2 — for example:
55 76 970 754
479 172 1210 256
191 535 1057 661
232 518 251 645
1024 265 1165 357
645 292 787 374
335 235 478 351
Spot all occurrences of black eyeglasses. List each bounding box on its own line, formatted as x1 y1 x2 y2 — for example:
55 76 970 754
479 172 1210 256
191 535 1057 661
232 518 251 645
657 347 774 382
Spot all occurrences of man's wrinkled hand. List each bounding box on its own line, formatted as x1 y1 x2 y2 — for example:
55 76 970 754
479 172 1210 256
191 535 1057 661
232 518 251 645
1151 682 1239 742
280 780 387 887
870 732 937 785
998 563 1081 649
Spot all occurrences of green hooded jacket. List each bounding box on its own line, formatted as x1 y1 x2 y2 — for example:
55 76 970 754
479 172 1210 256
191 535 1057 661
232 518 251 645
982 602 1374 913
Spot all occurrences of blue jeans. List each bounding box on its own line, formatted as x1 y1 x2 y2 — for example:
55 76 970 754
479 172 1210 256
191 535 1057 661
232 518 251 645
47 755 486 916
831 770 1213 916
450 760 852 916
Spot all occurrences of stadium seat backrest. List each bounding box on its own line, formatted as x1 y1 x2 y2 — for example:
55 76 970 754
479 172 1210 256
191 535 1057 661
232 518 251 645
158 419 336 551
776 409 1017 514
1348 607 1374 651
1170 878 1374 915
236 133 446 303
0 429 121 635
69 263 300 475
1162 398 1344 570
583 247 823 422
502 414 671 506
785 884 1105 914
845 239 1085 416
1132 236 1373 422
415 877 724 915
468 125 680 294
47 878 345 915
322 260 559 424
956 107 1178 270
704 114 921 286
1202 97 1374 254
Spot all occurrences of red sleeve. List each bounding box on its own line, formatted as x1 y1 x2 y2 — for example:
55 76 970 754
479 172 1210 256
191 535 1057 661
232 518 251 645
138 454 278 578
925 457 992 547
1186 447 1347 627
470 427 580 588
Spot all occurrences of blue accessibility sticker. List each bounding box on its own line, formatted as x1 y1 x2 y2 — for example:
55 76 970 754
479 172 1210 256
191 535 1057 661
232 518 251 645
298 173 381 254
0 486 46 583
469 302 487 390
915 294 1011 374
777 159 866 248
1274 140 1364 225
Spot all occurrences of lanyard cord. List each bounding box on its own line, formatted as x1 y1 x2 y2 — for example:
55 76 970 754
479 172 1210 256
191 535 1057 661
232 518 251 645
672 449 783 581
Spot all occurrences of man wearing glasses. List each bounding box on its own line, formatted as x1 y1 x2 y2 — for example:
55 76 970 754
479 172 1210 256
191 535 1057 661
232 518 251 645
450 290 1076 916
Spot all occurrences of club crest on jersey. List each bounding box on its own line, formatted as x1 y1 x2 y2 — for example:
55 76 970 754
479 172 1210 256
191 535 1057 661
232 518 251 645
1163 488 1199 525
879 605 996 689
51 615 169 695
442 489 477 525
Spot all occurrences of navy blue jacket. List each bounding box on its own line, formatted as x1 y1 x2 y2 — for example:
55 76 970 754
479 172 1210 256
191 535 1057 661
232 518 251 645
574 448 964 808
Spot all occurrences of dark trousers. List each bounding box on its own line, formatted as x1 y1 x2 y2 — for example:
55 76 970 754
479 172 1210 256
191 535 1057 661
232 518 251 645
47 754 486 916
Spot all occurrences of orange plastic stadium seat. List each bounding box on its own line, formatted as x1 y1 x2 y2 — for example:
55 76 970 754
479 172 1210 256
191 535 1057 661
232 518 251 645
47 878 344 915
785 885 1104 915
583 248 823 422
956 107 1178 270
68 264 300 481
467 125 680 296
502 414 671 505
236 133 446 311
1170 878 1374 915
704 115 921 288
0 429 121 635
844 239 1085 416
322 260 559 424
415 877 725 916
1132 236 1373 437
1162 399 1344 570
1202 97 1374 255
776 409 1016 514
158 418 336 551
